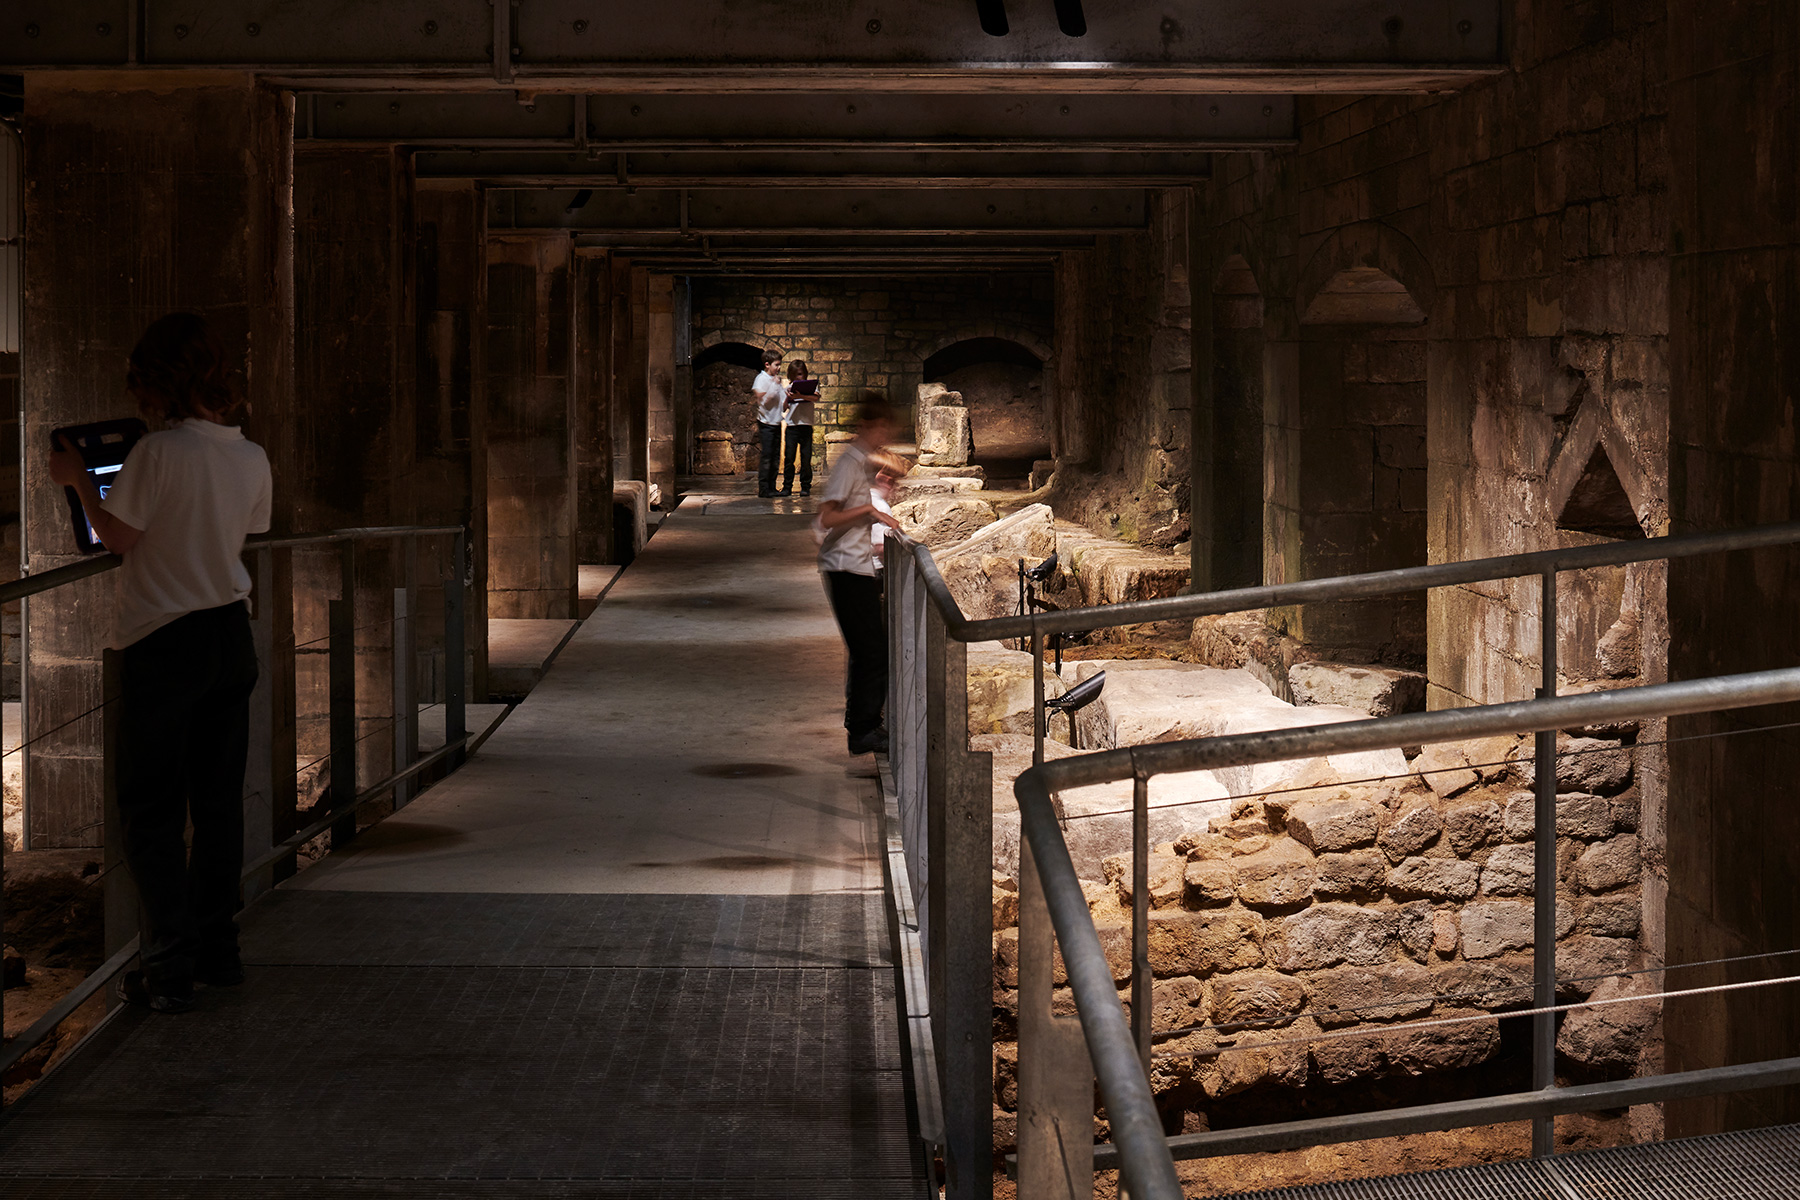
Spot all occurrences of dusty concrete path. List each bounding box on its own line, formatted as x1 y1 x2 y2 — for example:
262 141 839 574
0 501 925 1199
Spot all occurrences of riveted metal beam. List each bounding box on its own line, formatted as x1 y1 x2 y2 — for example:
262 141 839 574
487 187 1147 234
7 0 1503 94
300 91 1295 148
419 149 1211 188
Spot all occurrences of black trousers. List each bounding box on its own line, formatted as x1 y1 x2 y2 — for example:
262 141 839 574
757 422 782 494
781 424 814 493
117 602 259 990
826 571 887 737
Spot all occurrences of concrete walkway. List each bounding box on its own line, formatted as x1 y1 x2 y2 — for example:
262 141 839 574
0 501 924 1198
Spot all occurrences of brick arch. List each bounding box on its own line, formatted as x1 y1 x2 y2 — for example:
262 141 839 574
1296 222 1434 325
695 328 789 360
917 324 1052 368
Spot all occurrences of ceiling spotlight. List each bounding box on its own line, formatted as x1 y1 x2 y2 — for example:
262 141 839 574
564 188 593 215
977 0 1009 36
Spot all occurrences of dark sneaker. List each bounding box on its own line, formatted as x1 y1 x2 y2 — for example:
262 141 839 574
116 969 195 1014
195 954 245 988
848 728 890 755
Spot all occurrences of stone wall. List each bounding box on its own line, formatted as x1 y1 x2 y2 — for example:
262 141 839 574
992 733 1655 1150
688 272 1054 459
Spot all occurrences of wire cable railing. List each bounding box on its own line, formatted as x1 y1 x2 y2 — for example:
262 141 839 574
885 518 1800 1200
0 521 474 1096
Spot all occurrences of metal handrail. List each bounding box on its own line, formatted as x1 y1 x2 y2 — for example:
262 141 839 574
892 520 1800 1200
906 517 1800 642
0 524 468 606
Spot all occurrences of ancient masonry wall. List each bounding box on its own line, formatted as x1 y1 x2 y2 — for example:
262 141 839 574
688 273 1054 453
991 733 1654 1154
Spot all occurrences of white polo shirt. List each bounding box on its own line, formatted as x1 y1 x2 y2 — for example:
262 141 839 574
752 370 788 425
101 418 273 649
817 442 879 577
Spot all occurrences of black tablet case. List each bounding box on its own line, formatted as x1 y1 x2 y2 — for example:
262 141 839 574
52 418 148 554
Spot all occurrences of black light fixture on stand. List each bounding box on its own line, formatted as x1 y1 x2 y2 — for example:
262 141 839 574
1044 670 1105 749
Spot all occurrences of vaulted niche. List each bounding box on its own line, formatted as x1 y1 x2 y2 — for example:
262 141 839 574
690 341 765 474
1556 443 1646 540
922 336 1047 481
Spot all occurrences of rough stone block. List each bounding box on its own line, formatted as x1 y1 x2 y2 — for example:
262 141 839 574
1502 790 1537 840
1557 974 1658 1068
1576 835 1640 892
1231 841 1318 911
967 647 1069 738
1432 956 1534 1009
1210 970 1307 1027
916 382 959 408
911 463 987 482
1387 1008 1500 1074
1285 795 1381 852
1288 662 1426 716
691 429 739 474
1266 903 1399 971
1149 976 1207 1034
1304 961 1434 1026
1379 799 1443 861
1148 908 1265 976
1577 895 1641 937
917 404 973 466
1460 900 1535 959
1184 860 1236 907
1314 849 1388 898
1387 856 1481 901
1512 735 1634 795
892 493 996 548
1554 793 1615 840
1214 1020 1314 1095
1105 843 1187 910
1443 798 1502 855
1558 935 1637 997
1413 741 1479 797
1480 843 1537 895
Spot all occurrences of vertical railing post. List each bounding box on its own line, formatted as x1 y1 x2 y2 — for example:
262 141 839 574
1018 625 1096 1198
328 540 357 848
242 547 277 902
392 537 418 809
925 598 994 1200
1532 566 1559 1157
445 530 467 768
101 648 135 1007
1132 771 1151 1076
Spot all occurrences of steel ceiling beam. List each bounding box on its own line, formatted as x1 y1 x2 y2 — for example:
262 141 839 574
418 149 1211 188
487 187 1147 234
7 0 1503 93
298 92 1295 148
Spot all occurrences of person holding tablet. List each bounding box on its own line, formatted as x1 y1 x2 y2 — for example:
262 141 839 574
48 312 273 1013
780 360 819 496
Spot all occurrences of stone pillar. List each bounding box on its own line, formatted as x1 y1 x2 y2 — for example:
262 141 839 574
627 264 651 484
1663 0 1800 1137
608 255 637 486
673 276 693 476
485 234 577 620
292 144 417 791
572 248 615 566
20 76 292 847
646 274 676 507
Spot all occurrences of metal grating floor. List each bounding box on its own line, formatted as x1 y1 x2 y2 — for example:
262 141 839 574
1 893 923 1198
241 890 891 969
1218 1122 1800 1199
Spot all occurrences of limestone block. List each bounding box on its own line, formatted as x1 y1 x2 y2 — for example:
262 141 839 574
1577 896 1642 937
1183 860 1236 907
1510 734 1634 795
612 480 649 559
1576 835 1640 892
891 476 983 502
1313 850 1388 898
1209 703 1412 799
1029 458 1056 490
1230 840 1318 910
823 430 857 472
1387 856 1481 901
934 503 1056 621
892 493 996 548
1387 1008 1500 1074
1311 1028 1389 1083
1432 957 1534 1009
1209 970 1306 1026
1443 798 1501 855
917 404 973 466
1480 844 1537 895
1149 976 1207 1034
1433 910 1460 954
1459 899 1572 958
993 873 1019 930
1398 900 1435 959
1288 662 1426 716
993 920 1133 988
911 463 986 482
1557 974 1658 1068
978 734 1229 879
1214 1019 1314 1094
1065 658 1275 753
1378 799 1442 861
1266 903 1400 971
966 647 1069 738
917 382 959 408
1413 742 1478 797
1104 842 1186 910
1502 790 1537 840
1303 961 1433 1026
1557 935 1637 996
1555 793 1615 839
691 430 739 475
1285 795 1380 852
1147 908 1266 975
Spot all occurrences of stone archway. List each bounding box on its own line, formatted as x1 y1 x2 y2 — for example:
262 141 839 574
921 336 1049 480
1211 254 1266 592
690 338 769 474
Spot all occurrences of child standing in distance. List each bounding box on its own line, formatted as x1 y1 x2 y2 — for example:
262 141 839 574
48 313 273 1013
752 349 787 498
816 397 902 756
779 360 819 497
